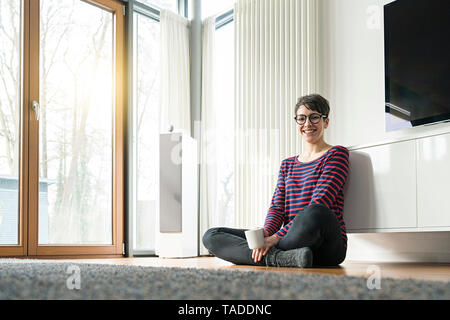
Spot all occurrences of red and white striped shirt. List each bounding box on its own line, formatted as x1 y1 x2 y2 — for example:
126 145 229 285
264 145 349 247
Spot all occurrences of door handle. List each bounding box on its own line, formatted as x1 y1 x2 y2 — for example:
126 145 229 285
32 100 40 121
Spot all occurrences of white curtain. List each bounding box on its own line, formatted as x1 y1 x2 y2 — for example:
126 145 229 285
159 10 191 135
234 0 318 229
156 10 191 255
199 17 216 255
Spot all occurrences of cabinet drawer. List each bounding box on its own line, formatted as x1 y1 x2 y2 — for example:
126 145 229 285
417 134 450 228
344 140 417 230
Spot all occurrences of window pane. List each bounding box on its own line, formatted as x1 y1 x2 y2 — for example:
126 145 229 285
138 0 178 13
214 21 234 226
39 0 113 245
0 1 21 245
133 13 160 251
203 0 236 18
189 0 236 20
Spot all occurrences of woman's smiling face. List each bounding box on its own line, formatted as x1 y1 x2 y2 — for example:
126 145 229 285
296 104 329 144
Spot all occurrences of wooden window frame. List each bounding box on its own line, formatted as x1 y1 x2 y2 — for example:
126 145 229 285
0 0 30 257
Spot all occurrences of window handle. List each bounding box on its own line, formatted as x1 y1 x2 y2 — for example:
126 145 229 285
32 100 40 121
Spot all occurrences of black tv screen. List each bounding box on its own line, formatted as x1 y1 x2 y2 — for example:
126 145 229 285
384 0 450 131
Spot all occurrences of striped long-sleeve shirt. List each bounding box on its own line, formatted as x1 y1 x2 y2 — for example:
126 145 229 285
263 145 349 247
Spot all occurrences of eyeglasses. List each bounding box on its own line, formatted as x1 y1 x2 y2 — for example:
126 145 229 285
294 113 327 125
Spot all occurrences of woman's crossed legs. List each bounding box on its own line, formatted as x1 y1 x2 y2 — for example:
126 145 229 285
202 204 346 267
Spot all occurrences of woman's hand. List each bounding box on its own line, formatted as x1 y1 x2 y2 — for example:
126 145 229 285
252 234 281 263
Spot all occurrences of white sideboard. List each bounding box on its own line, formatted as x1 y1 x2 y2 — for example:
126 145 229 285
343 132 450 233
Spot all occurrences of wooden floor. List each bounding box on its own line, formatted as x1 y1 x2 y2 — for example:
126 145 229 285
47 256 450 283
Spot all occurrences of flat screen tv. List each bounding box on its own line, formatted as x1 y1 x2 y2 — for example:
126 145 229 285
384 0 450 131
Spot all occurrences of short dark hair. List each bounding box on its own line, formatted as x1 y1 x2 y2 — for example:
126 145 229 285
295 94 330 117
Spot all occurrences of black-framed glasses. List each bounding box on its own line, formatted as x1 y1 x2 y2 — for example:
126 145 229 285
294 113 327 125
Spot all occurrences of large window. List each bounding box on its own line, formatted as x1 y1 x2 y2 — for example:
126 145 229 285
38 0 114 245
0 0 21 245
132 10 160 252
0 0 125 257
213 19 235 226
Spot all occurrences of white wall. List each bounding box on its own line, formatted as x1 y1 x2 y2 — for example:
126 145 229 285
318 0 450 263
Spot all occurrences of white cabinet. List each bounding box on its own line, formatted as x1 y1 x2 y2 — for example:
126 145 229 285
344 140 417 230
417 133 450 228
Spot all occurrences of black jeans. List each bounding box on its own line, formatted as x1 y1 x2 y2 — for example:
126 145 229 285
202 203 347 267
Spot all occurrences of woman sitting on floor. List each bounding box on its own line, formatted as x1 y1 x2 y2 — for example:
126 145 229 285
202 94 349 268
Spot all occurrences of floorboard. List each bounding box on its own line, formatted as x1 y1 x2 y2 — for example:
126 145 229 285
47 256 450 282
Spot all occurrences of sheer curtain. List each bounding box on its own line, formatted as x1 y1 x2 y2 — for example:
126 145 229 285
234 0 318 229
199 17 216 255
156 9 191 255
159 10 191 135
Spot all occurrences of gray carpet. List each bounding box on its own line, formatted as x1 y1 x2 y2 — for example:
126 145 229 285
0 259 449 300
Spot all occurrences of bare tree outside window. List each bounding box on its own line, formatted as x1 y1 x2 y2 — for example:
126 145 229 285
214 20 235 227
133 13 160 251
0 1 21 245
38 0 114 245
